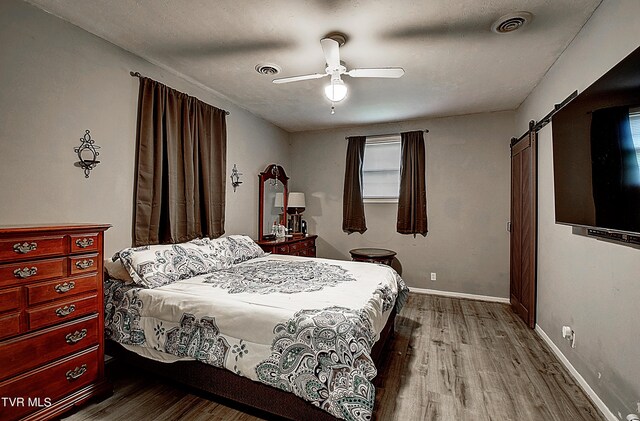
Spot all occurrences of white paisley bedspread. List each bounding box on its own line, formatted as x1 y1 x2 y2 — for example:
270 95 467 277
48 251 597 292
104 254 409 421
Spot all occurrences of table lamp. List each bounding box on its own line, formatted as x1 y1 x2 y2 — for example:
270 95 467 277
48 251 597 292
287 192 306 236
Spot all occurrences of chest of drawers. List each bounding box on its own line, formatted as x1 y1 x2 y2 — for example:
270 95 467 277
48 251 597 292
256 235 317 257
0 224 110 421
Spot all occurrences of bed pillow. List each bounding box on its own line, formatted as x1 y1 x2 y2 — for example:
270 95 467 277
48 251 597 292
225 235 266 264
208 237 236 269
104 258 134 284
117 238 224 288
207 235 265 266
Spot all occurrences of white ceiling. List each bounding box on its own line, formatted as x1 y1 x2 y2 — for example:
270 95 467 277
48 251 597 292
26 0 602 132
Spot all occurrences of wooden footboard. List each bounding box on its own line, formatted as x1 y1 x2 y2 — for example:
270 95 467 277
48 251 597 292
106 309 396 421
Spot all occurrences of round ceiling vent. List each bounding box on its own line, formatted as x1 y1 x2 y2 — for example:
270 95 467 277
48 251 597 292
255 63 281 76
491 12 533 34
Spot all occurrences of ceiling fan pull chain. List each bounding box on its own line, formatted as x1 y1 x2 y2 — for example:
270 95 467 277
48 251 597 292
330 103 336 115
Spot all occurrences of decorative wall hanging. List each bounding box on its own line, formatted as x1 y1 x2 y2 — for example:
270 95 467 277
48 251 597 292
74 130 100 178
230 164 243 192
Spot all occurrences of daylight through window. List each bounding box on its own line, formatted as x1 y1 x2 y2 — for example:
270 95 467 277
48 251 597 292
362 136 401 202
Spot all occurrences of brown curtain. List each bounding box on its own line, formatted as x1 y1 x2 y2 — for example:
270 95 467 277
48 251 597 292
342 136 367 233
397 130 428 236
133 77 227 246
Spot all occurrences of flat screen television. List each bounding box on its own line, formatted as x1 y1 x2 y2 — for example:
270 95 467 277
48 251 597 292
552 46 640 236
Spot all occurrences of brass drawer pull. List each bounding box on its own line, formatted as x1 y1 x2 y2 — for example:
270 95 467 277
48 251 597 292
54 281 75 293
13 267 37 279
65 364 87 381
65 328 88 344
55 304 76 317
75 238 94 248
75 259 94 270
13 242 37 254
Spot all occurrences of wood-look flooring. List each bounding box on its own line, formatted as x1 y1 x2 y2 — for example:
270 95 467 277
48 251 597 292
64 294 605 421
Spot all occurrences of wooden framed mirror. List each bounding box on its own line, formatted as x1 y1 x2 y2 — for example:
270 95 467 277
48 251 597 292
258 164 289 241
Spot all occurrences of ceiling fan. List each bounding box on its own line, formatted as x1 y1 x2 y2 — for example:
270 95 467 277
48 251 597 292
272 32 405 106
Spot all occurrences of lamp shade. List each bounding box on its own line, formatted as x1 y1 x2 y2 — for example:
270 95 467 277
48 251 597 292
287 192 306 210
274 192 284 208
324 79 348 102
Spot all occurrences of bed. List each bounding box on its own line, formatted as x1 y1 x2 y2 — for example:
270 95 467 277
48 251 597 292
103 236 408 420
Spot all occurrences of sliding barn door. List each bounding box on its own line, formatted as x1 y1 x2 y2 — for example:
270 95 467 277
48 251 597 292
510 130 537 328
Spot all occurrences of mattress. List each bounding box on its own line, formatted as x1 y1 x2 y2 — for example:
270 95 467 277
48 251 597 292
105 254 408 420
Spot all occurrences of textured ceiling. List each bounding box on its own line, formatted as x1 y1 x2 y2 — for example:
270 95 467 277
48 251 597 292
26 0 602 132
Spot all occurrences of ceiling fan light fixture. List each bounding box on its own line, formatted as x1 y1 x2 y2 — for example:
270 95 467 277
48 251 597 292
324 79 348 102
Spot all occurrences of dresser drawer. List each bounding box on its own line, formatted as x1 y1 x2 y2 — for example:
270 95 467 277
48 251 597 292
297 246 316 257
257 235 317 257
0 235 66 263
69 233 99 254
0 315 98 381
0 286 21 313
288 241 305 253
0 312 21 340
69 254 98 275
274 245 289 254
27 273 99 306
0 257 66 288
0 346 99 421
27 294 98 331
301 238 314 249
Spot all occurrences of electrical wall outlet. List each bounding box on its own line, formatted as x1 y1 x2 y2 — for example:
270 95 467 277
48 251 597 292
430 272 437 281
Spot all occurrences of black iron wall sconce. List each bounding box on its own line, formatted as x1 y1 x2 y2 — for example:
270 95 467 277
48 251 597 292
230 164 243 192
74 130 100 178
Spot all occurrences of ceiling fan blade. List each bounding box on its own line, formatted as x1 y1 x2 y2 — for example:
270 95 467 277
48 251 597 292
272 73 328 84
320 38 340 70
347 67 405 78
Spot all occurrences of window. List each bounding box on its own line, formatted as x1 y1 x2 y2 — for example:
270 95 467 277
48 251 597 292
362 136 401 202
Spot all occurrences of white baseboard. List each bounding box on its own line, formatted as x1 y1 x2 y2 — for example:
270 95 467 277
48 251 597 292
534 325 617 421
409 287 510 304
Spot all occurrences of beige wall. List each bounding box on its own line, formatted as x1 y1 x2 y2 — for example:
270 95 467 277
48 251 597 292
0 0 290 255
516 1 640 418
290 112 514 297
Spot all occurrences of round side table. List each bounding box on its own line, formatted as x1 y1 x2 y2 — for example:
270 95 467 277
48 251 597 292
349 248 397 266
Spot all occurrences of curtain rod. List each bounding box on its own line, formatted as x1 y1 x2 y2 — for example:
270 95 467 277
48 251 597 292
130 71 231 116
344 129 429 140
